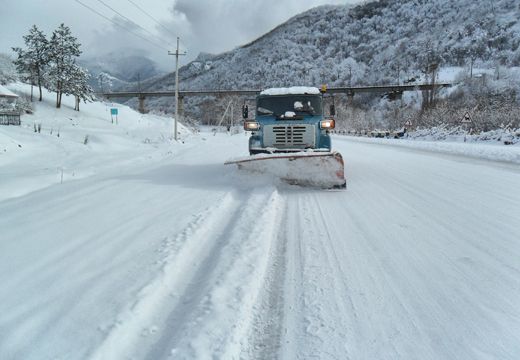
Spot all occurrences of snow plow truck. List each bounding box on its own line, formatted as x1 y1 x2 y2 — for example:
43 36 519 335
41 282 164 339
225 86 346 189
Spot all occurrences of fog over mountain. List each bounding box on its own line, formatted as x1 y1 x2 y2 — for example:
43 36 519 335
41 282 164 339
80 50 165 90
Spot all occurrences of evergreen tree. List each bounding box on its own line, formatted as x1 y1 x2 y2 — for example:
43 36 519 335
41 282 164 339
46 24 82 108
12 25 49 101
64 63 94 111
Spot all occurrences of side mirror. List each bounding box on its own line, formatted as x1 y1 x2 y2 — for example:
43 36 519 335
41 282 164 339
329 104 336 116
242 105 249 119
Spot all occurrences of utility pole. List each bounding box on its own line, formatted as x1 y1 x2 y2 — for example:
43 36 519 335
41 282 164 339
168 37 186 141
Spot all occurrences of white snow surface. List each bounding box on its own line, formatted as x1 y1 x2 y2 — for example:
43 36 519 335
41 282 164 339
260 86 320 95
343 135 520 164
0 84 18 97
1 84 520 359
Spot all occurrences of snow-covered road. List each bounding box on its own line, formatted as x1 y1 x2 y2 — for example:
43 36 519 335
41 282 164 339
1 132 520 359
281 137 520 359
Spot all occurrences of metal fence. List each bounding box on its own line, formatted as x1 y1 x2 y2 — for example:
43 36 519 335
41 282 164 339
0 112 21 126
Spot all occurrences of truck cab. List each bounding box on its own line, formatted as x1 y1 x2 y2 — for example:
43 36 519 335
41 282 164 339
243 87 335 155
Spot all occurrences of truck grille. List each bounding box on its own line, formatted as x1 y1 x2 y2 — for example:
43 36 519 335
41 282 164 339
263 124 315 149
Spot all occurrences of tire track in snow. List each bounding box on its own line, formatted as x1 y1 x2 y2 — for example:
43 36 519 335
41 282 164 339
300 193 355 359
279 193 306 360
91 186 284 359
144 188 280 359
154 188 283 359
90 190 242 360
311 193 363 358
244 198 288 359
281 192 358 359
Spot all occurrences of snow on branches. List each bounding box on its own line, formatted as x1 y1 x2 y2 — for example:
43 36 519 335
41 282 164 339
12 25 48 101
12 24 94 110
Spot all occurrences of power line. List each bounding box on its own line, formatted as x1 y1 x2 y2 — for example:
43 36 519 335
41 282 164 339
125 0 177 39
73 0 169 51
125 0 186 51
93 0 174 47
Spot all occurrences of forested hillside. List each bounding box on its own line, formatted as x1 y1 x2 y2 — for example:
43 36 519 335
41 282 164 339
132 0 519 131
150 0 519 91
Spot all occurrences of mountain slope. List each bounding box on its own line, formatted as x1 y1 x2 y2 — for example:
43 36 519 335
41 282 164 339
146 0 519 93
80 51 165 91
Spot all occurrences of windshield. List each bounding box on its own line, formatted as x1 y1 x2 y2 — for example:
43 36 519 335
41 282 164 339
257 95 322 117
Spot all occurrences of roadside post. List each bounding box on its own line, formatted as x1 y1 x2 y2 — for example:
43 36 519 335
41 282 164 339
111 108 118 124
168 37 187 141
461 111 472 141
404 119 412 133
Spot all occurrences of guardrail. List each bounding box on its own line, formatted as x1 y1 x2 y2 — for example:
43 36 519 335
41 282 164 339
0 112 21 126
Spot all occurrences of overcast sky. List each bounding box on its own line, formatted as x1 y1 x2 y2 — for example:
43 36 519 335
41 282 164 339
1 0 360 69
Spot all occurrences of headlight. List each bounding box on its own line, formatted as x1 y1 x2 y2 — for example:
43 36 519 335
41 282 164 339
244 121 260 131
320 119 335 129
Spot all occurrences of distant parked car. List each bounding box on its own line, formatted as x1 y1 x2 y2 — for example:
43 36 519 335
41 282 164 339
370 130 388 138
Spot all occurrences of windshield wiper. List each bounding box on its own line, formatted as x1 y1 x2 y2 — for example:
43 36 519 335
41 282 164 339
297 109 316 115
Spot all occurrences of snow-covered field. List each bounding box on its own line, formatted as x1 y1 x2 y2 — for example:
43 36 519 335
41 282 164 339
1 87 520 359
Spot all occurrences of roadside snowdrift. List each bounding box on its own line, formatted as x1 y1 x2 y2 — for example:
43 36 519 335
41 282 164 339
0 83 189 201
337 129 520 165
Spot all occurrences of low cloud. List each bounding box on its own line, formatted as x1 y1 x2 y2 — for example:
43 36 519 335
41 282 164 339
3 0 357 71
162 0 350 61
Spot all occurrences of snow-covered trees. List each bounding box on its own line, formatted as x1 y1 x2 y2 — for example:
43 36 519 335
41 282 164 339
159 0 520 93
66 64 94 111
46 24 83 108
0 54 18 85
12 25 48 101
12 24 93 110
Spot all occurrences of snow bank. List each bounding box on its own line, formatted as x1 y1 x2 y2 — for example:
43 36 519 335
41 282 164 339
0 82 190 201
341 135 520 164
405 126 520 145
260 86 320 95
